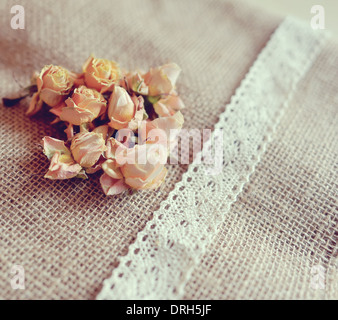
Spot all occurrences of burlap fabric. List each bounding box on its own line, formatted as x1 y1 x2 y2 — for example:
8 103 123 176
0 0 336 300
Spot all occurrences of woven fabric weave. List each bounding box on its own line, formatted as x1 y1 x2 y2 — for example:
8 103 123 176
0 0 336 300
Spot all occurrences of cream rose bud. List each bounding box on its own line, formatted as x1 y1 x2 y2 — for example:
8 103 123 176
107 86 136 130
144 63 181 97
37 65 74 107
117 144 168 190
70 131 107 168
83 55 120 93
59 86 107 125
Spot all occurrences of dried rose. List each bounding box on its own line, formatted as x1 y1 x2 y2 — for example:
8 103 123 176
42 137 84 180
115 144 168 190
139 111 184 147
37 65 74 107
99 173 129 196
107 86 145 131
100 155 126 195
105 137 128 159
83 55 120 93
102 159 123 180
153 92 185 117
58 86 107 125
70 131 107 168
26 65 74 116
144 63 181 97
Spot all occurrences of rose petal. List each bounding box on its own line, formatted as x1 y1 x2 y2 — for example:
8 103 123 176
26 92 43 117
70 131 107 168
102 159 123 179
100 173 129 196
42 136 71 160
44 152 83 180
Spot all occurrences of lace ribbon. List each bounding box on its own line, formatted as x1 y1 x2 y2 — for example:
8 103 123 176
97 17 328 300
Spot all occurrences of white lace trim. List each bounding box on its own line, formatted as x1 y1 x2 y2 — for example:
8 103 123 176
96 17 328 300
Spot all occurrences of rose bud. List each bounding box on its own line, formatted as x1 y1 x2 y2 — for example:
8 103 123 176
117 144 168 190
36 65 74 107
83 55 120 93
59 86 107 125
42 137 85 180
70 131 107 168
107 86 141 130
144 63 181 97
153 92 185 117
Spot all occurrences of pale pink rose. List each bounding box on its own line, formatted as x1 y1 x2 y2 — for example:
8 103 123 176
85 157 105 174
82 126 109 174
71 73 86 87
59 86 107 125
83 55 120 93
101 158 125 192
36 65 74 107
139 111 184 147
153 93 185 117
70 131 107 168
102 159 123 179
100 173 129 196
45 153 86 180
105 139 167 190
108 86 145 131
144 63 181 96
42 137 84 180
116 144 168 190
105 137 128 159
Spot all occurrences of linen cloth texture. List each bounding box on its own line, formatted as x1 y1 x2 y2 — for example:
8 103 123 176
0 0 336 299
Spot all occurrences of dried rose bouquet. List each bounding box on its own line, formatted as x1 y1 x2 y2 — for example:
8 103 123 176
6 56 184 195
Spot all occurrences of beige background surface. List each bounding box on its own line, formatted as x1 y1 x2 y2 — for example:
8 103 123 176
251 0 338 34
